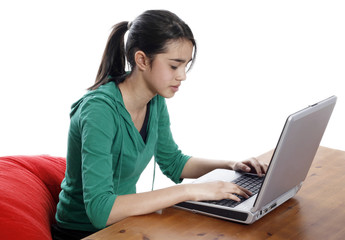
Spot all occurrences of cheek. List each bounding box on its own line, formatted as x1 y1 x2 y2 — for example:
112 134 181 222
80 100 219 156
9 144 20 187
151 66 173 85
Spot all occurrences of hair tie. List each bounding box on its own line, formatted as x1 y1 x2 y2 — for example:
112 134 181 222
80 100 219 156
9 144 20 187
127 21 132 30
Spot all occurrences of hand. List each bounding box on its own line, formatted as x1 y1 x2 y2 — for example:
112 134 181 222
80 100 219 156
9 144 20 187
232 157 268 177
187 181 252 202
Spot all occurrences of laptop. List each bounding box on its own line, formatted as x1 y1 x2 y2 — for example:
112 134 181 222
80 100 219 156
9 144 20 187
175 95 337 224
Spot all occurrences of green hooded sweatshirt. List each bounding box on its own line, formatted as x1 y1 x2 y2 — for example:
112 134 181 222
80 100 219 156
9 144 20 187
55 81 190 231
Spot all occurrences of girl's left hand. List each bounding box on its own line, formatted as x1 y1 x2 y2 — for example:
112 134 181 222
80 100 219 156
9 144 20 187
232 158 268 177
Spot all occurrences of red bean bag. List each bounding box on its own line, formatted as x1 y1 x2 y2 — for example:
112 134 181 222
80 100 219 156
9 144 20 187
0 155 66 240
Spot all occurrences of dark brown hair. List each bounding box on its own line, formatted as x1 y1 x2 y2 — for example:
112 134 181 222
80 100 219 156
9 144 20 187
88 10 197 90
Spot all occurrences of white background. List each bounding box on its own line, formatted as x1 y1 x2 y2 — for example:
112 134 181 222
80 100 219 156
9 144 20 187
1 1 344 192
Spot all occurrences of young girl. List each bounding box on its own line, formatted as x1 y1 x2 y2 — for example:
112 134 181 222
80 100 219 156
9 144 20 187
53 10 267 240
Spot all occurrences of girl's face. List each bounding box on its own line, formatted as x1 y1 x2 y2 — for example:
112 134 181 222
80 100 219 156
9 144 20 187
144 39 194 98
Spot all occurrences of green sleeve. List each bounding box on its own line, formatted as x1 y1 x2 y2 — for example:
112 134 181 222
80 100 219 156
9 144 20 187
154 98 191 183
78 95 117 229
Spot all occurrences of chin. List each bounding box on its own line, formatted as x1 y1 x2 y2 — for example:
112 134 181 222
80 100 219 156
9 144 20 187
158 91 176 99
165 94 175 99
159 95 175 99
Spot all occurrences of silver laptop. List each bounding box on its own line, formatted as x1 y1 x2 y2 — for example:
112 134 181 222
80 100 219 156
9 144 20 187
176 96 337 224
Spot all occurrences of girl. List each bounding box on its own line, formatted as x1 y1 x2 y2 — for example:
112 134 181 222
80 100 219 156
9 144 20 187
53 10 267 240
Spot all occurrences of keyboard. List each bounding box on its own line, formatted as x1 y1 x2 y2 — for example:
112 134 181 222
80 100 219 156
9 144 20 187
203 174 264 208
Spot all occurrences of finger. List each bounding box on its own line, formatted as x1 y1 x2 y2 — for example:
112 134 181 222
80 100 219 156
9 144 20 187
250 158 263 176
238 163 251 173
227 193 241 202
230 185 251 199
261 162 268 174
255 161 268 176
227 190 250 202
224 183 251 201
237 185 252 198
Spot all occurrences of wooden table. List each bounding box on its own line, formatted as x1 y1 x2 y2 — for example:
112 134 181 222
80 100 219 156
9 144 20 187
83 146 345 240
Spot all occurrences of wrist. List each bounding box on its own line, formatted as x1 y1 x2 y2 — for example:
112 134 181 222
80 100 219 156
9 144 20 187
227 161 236 170
182 183 197 202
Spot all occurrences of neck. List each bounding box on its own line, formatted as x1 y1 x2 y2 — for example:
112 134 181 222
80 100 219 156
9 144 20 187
118 70 154 113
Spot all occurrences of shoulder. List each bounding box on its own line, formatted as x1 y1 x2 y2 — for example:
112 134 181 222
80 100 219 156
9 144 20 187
70 82 123 124
85 82 119 106
72 82 121 113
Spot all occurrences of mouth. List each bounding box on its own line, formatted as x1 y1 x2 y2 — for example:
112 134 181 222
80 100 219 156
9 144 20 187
171 84 180 92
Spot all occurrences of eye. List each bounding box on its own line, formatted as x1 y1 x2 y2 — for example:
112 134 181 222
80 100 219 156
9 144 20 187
170 66 178 70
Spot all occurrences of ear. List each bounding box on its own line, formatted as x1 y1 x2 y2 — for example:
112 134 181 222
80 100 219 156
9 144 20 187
135 51 150 71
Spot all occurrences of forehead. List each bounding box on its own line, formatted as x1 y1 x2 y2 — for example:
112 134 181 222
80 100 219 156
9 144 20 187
161 39 194 60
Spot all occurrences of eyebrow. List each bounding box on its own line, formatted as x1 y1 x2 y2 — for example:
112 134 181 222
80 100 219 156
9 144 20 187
169 58 193 63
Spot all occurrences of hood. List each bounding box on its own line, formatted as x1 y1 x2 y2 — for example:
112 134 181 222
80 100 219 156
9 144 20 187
70 81 126 117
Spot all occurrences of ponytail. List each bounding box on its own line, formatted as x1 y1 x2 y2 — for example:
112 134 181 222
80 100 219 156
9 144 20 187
88 21 129 90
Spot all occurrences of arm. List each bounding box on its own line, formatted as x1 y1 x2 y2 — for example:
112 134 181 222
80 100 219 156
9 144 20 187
181 156 268 179
180 157 233 179
106 185 189 225
79 96 119 229
106 178 251 225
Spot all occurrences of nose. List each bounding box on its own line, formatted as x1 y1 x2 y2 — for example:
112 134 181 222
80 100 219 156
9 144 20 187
176 68 187 81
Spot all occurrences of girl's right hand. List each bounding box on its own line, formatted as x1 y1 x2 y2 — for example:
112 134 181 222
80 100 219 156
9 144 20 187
186 181 252 202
